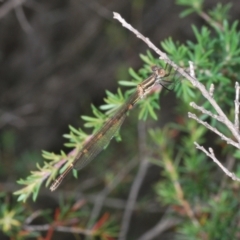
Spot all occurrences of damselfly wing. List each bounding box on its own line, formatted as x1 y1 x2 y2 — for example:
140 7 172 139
50 65 179 191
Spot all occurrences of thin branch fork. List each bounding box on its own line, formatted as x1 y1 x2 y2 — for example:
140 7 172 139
194 142 240 182
113 12 240 147
113 12 240 184
24 224 93 235
0 0 26 19
188 112 239 149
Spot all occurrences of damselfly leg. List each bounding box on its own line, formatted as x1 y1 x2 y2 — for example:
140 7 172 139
159 64 182 91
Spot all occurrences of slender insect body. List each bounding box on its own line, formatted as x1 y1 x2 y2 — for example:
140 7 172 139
50 66 175 191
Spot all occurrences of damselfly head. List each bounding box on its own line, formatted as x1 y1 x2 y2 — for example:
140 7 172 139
151 65 167 78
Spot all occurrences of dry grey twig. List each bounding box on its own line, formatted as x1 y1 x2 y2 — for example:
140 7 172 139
194 142 240 182
113 11 240 192
234 81 240 132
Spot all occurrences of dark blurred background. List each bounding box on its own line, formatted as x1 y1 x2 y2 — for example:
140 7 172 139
0 0 240 238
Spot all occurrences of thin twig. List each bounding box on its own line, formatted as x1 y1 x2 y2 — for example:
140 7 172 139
188 112 239 149
118 166 151 239
24 210 43 225
118 121 150 240
113 12 240 146
198 11 224 31
190 102 223 122
234 82 240 132
161 151 199 226
137 216 181 240
24 224 93 235
194 142 240 182
15 5 32 33
0 0 26 19
86 157 137 229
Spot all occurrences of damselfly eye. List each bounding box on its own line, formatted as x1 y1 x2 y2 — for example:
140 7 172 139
151 65 158 72
159 69 166 77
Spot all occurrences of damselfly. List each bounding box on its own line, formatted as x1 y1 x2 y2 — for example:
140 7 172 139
50 65 177 191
